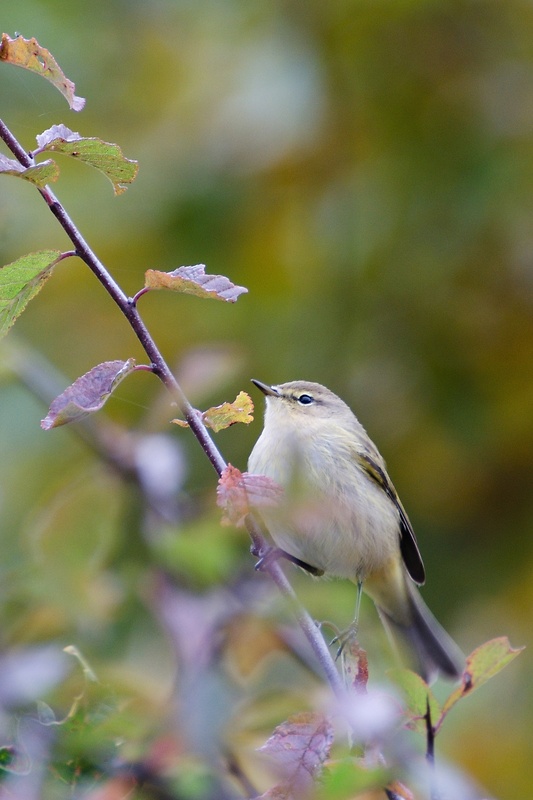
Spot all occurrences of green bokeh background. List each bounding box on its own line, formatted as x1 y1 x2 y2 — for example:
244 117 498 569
1 2 533 797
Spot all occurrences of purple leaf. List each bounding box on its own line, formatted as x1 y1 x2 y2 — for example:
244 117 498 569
258 712 334 797
41 359 136 429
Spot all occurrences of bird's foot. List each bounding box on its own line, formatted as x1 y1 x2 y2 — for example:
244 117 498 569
330 623 359 661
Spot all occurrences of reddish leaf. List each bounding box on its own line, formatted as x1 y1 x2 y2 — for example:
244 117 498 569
242 472 284 510
0 34 85 110
216 465 283 527
216 465 249 527
41 359 136 429
258 712 334 798
145 264 248 302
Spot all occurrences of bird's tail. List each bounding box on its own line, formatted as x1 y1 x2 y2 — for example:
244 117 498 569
365 562 464 682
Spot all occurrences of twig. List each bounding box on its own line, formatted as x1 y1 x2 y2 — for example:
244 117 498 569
0 117 344 698
425 695 440 800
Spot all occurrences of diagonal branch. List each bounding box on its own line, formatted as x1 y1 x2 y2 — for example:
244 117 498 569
0 117 344 698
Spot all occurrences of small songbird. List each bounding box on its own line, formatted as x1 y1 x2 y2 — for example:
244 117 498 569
248 379 463 681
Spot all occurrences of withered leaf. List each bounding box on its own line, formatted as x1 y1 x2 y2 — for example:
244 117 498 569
0 34 85 110
258 712 334 797
204 390 254 432
172 391 253 433
216 465 283 527
41 359 136 429
145 264 248 302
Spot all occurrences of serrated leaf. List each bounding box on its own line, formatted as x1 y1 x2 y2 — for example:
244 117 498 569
41 359 136 429
0 153 60 187
145 264 248 302
258 712 334 798
216 465 283 527
34 125 138 194
0 250 63 339
438 637 524 726
203 391 254 432
0 33 85 110
389 668 441 736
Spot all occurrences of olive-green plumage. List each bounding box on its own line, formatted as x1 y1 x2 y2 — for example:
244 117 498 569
248 379 463 681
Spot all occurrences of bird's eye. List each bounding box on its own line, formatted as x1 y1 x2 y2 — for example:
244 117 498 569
297 394 314 405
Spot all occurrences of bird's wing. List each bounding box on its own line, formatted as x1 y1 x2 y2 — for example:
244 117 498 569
358 451 426 585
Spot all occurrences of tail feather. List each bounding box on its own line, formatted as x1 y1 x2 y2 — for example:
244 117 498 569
377 583 464 682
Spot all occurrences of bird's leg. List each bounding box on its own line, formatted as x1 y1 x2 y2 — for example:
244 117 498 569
330 580 363 660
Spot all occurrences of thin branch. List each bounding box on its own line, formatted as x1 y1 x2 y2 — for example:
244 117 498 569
0 117 344 697
425 696 441 800
260 551 345 695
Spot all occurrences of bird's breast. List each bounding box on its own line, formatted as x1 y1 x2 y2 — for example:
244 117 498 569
248 425 400 580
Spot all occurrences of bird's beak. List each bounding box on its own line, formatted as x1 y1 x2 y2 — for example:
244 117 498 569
251 379 279 397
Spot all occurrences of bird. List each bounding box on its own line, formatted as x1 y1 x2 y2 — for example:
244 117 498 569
248 378 464 682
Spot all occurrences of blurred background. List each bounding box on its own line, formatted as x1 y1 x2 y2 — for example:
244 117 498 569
1 1 532 797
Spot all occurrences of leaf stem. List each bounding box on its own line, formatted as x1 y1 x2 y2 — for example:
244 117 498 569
130 286 150 305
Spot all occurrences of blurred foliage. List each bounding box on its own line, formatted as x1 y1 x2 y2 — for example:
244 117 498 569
1 0 533 797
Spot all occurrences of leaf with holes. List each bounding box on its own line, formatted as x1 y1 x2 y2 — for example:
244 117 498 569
0 33 85 110
145 264 248 302
34 125 138 194
41 359 137 429
0 250 63 339
0 153 59 187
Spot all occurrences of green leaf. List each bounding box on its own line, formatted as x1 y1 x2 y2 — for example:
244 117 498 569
389 668 441 736
0 250 63 339
439 637 524 726
0 33 85 110
0 153 60 187
34 125 139 195
145 264 248 302
315 758 389 800
41 359 137 429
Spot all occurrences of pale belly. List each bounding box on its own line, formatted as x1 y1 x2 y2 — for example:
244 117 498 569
248 430 401 581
